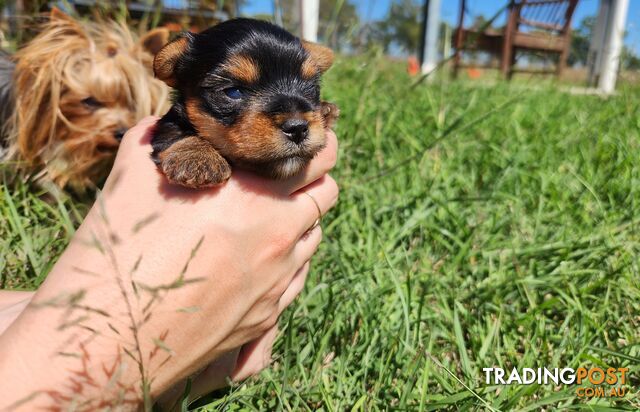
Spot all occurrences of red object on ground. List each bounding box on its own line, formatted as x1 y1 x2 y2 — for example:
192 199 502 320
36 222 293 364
407 56 420 76
467 68 482 79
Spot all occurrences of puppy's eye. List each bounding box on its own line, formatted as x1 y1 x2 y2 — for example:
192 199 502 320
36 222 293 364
81 97 104 110
224 87 244 100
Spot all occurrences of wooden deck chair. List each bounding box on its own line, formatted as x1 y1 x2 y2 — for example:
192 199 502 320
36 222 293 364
453 0 579 79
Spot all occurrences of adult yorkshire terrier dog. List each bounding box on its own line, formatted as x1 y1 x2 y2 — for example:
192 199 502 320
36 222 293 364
151 18 339 188
0 9 171 189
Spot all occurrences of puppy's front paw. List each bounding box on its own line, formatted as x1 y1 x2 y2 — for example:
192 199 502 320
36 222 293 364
321 101 340 129
159 136 231 188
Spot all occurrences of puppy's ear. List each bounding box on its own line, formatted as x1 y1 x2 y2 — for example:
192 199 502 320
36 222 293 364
302 41 334 73
154 34 191 87
140 27 170 56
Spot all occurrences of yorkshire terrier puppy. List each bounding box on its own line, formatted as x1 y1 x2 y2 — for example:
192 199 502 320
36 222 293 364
0 9 171 189
151 18 339 188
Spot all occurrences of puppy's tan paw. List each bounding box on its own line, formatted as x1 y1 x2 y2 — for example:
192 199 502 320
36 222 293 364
159 136 231 188
321 101 340 129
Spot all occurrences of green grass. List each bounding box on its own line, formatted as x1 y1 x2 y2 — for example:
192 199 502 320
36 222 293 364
2 57 640 410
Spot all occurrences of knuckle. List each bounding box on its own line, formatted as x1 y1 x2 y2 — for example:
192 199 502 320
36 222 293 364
275 276 291 297
267 231 296 258
258 310 279 331
264 282 286 303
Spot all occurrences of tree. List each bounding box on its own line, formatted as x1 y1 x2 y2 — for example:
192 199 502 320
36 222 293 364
376 0 422 54
319 0 359 50
621 46 640 70
273 0 358 50
364 1 452 58
568 16 594 66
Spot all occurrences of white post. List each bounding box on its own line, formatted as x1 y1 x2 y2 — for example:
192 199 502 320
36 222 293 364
587 0 610 86
588 0 629 93
300 0 320 42
421 0 442 74
274 0 284 27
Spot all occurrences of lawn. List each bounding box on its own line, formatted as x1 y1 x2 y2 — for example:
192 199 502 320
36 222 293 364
2 57 640 410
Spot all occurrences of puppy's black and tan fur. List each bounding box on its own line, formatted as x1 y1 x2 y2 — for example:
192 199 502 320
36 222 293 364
151 18 339 188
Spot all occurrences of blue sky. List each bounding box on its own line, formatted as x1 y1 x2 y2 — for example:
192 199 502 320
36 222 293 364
242 0 640 54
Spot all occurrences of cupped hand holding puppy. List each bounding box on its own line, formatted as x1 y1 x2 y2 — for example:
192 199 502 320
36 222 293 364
0 117 339 410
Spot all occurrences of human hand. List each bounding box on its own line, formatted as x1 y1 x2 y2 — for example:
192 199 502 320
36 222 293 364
0 117 339 410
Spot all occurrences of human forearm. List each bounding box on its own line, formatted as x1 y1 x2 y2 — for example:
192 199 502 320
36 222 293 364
0 222 166 410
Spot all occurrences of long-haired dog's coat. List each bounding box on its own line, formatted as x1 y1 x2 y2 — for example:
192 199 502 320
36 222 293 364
0 10 171 189
151 18 338 188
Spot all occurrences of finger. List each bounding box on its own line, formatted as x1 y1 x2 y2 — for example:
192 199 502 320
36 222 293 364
231 325 279 382
175 348 239 404
115 117 159 168
278 129 338 195
107 118 159 190
278 261 310 313
291 174 339 237
120 116 159 147
295 216 322 254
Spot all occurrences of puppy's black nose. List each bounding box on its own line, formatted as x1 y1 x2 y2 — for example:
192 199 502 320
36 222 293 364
114 128 127 142
281 119 309 144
